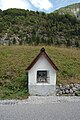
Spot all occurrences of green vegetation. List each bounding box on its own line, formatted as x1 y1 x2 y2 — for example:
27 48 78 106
0 3 80 99
54 3 80 18
75 91 80 96
0 46 80 99
0 3 80 47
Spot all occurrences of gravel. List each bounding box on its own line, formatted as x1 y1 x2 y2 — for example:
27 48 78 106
0 96 80 105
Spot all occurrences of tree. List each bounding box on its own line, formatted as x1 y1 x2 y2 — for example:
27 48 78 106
13 38 16 45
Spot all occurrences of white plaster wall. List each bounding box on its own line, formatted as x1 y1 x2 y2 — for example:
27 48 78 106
28 55 56 95
29 55 56 85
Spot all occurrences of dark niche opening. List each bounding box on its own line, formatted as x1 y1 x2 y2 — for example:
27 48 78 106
37 71 48 83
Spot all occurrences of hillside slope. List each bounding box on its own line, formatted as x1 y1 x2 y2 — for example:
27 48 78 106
54 3 80 19
0 46 80 99
0 3 80 47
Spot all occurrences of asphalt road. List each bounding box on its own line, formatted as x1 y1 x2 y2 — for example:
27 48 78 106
0 101 80 120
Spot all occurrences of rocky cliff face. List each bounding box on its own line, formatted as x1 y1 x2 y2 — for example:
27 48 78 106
55 3 80 20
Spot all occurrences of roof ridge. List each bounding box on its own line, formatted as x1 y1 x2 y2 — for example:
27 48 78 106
26 48 58 71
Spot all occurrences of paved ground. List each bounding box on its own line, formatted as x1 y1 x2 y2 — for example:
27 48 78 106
0 96 80 120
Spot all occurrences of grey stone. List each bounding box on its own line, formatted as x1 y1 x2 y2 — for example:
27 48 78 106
77 87 80 91
70 89 73 94
70 84 74 88
56 89 60 94
62 90 65 94
75 84 80 90
56 84 80 96
74 84 79 88
72 87 77 92
56 93 59 96
59 91 63 95
59 84 63 88
66 85 70 90
65 90 69 94
60 86 65 91
56 86 59 89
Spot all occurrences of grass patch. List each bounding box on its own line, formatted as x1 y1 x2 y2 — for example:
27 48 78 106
0 45 80 99
75 91 80 96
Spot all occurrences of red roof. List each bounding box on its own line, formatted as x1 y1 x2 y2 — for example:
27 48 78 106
26 48 58 71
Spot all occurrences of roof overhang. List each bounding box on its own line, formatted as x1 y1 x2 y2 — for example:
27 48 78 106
26 48 58 71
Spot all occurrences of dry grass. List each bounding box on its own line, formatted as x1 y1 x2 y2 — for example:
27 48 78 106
0 45 80 99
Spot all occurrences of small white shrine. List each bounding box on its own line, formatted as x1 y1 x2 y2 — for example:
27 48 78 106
26 48 58 96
